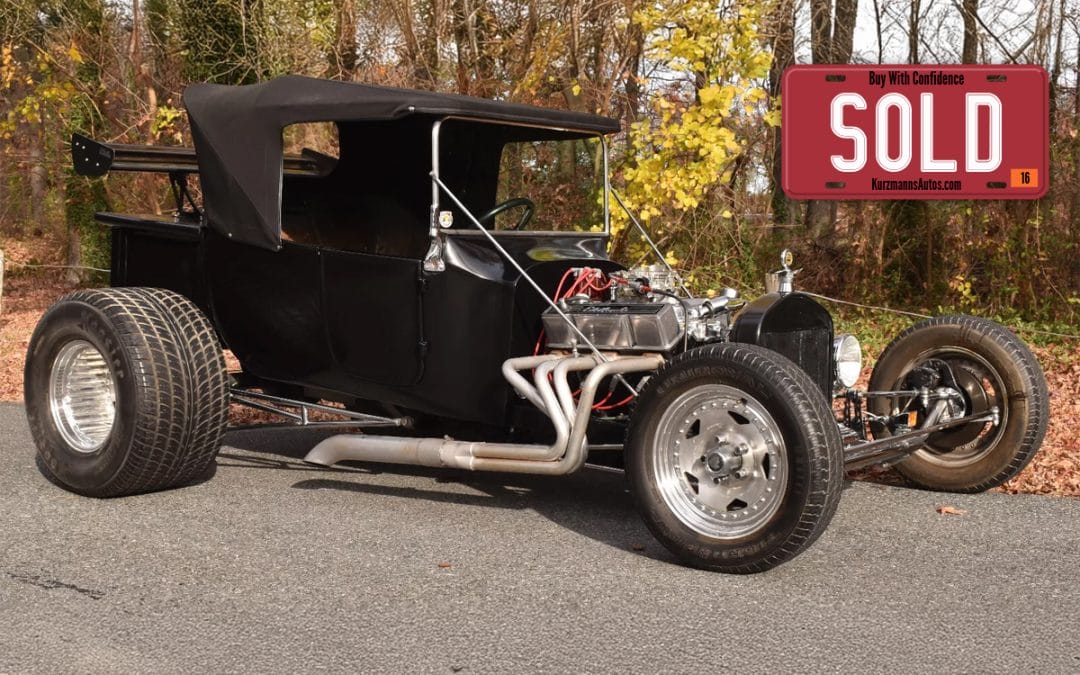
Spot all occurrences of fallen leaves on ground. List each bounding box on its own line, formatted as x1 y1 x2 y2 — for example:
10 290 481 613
996 345 1080 497
0 275 80 401
936 505 969 516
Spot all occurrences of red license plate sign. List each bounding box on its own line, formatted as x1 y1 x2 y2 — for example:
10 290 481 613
781 65 1048 200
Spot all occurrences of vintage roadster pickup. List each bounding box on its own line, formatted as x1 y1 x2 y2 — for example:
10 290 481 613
24 76 1048 572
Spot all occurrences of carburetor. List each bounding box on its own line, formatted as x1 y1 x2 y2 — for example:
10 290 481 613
609 264 680 302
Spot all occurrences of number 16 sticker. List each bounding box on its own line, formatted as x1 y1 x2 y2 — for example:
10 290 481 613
1010 168 1038 188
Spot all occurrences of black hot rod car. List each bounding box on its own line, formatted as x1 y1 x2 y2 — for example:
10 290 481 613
25 76 1048 572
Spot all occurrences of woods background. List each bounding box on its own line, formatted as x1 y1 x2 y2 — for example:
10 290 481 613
0 0 1076 327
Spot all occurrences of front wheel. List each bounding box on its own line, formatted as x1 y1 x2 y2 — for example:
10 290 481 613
626 344 844 573
869 315 1048 492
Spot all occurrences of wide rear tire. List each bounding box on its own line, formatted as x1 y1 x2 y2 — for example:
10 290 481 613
626 343 843 573
24 287 228 497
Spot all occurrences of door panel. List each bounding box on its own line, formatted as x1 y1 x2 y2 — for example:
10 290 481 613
320 249 425 386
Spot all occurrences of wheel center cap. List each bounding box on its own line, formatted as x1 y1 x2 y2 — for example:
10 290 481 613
704 442 743 476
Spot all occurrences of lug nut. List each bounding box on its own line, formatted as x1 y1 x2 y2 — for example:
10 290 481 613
734 469 749 479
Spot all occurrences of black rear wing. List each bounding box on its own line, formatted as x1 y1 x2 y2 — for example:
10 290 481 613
71 133 335 178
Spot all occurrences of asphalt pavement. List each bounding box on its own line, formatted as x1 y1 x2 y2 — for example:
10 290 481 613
1 402 1078 674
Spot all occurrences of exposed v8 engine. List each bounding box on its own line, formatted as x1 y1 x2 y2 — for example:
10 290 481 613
540 265 737 353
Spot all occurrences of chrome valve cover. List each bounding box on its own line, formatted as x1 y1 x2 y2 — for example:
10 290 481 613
542 302 682 352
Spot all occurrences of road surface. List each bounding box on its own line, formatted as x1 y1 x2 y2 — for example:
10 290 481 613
1 403 1077 673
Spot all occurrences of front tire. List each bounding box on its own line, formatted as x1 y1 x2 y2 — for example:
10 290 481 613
869 315 1048 492
626 344 843 573
24 287 228 497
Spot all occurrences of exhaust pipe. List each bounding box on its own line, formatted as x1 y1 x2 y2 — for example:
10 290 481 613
304 354 663 475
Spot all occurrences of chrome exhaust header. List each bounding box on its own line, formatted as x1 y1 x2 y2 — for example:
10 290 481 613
304 354 664 475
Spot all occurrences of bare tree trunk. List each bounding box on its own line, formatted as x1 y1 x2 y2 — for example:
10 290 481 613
803 0 832 237
961 0 978 64
452 0 470 93
831 0 857 63
1046 0 1064 134
330 0 358 79
871 0 884 64
473 1 498 97
1065 33 1080 297
829 0 857 275
0 143 6 234
869 0 887 274
567 0 582 83
130 0 162 214
510 0 538 86
908 0 921 64
393 0 424 86
906 0 934 294
623 8 644 124
63 167 81 285
28 121 47 236
768 0 795 225
454 0 496 96
809 0 832 63
422 0 442 87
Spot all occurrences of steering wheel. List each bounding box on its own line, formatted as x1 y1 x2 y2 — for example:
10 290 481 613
477 197 535 230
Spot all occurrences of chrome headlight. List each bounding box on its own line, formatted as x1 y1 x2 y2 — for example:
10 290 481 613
833 334 862 388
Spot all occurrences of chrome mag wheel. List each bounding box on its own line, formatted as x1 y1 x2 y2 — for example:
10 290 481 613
48 339 116 453
652 384 787 539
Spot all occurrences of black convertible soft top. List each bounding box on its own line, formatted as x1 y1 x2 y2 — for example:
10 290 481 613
182 75 620 250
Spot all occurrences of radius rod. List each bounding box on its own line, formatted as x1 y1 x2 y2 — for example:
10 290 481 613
843 408 999 470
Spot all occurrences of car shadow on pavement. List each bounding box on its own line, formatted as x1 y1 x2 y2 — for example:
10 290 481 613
217 427 379 475
221 427 673 565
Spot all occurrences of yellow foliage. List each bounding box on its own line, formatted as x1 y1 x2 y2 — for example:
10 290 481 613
152 106 186 143
0 45 15 91
613 1 771 236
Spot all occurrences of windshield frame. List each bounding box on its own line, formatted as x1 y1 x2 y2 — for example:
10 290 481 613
429 116 611 239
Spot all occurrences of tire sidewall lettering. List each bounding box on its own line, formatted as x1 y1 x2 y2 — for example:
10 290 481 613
26 297 138 493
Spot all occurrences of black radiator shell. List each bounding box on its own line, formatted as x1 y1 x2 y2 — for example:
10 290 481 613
731 293 834 397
